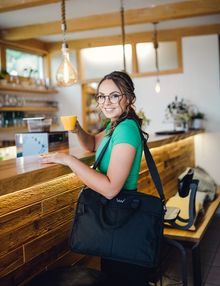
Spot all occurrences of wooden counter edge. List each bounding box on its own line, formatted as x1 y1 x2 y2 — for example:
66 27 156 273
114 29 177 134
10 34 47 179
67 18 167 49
0 129 203 196
147 129 204 149
0 153 95 196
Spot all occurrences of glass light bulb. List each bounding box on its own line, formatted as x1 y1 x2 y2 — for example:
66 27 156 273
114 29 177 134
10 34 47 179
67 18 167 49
56 44 77 87
155 78 160 93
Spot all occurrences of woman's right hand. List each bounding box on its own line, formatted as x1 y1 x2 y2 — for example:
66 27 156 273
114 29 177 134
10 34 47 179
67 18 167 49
71 120 80 134
69 120 98 152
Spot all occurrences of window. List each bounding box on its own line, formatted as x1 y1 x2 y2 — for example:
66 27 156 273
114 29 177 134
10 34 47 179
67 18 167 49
6 48 44 78
136 41 180 74
80 44 132 80
79 39 182 80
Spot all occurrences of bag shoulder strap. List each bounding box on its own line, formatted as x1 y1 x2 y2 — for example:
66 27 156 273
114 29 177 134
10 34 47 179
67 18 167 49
141 133 165 203
92 119 165 204
92 136 111 170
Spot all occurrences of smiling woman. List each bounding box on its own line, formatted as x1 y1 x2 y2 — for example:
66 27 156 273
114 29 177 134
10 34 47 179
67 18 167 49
39 70 153 285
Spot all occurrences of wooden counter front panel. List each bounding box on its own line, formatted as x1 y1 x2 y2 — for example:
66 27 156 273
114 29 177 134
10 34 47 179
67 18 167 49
0 174 85 285
0 136 195 285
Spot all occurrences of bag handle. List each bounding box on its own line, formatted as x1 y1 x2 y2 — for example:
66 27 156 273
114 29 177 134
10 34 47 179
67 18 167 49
99 199 140 229
92 119 165 204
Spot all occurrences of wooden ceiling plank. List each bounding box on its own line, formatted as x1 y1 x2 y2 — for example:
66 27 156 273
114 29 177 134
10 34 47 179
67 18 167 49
0 0 61 13
125 0 220 24
1 0 220 41
46 23 220 52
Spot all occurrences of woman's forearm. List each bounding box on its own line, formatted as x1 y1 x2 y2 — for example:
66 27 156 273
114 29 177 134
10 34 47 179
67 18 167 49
40 144 135 200
41 153 116 199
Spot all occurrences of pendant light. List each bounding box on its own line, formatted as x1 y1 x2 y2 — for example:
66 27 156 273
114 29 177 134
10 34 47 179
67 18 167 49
56 0 77 87
120 0 126 72
153 22 160 93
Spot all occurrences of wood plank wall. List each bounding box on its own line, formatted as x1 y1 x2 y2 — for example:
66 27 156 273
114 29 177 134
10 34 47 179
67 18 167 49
0 136 195 286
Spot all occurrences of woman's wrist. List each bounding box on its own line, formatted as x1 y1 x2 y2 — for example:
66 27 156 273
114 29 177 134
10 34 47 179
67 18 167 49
67 155 77 171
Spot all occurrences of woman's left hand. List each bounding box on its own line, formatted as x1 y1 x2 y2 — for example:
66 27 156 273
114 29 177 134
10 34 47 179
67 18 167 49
39 152 71 166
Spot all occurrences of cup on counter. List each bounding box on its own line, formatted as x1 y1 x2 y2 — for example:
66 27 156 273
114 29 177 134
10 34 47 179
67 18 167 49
60 115 77 131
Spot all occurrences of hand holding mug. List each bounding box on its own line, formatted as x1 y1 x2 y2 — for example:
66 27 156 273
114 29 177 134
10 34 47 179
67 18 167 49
60 115 77 131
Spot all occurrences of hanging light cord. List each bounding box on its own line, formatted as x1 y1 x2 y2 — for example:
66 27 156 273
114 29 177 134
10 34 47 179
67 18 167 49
61 0 67 45
120 0 126 72
153 22 159 74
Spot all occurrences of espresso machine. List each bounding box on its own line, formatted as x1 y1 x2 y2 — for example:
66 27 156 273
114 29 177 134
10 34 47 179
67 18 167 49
15 118 69 157
15 131 69 157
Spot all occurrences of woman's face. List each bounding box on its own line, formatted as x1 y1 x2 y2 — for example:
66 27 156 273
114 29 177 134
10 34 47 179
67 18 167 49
97 79 128 122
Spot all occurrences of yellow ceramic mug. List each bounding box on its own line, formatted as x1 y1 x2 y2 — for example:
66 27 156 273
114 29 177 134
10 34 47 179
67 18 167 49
60 115 77 131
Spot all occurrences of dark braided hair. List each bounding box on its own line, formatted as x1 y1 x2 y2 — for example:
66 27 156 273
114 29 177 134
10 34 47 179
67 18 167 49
97 71 149 140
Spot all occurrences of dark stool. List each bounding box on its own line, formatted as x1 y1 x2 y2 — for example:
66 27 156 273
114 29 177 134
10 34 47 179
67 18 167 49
164 237 188 286
147 237 188 286
148 265 163 286
28 266 104 286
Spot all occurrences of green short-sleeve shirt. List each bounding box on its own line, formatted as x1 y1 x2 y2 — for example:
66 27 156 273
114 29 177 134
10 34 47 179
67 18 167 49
95 119 142 190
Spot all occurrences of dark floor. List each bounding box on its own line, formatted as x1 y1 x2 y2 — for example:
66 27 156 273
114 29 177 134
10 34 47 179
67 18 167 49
26 207 220 286
160 207 220 286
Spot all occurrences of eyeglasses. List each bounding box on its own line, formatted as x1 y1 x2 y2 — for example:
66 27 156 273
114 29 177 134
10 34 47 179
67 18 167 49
95 92 122 104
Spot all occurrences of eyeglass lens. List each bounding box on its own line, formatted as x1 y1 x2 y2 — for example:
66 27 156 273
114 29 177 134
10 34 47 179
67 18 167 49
96 93 122 104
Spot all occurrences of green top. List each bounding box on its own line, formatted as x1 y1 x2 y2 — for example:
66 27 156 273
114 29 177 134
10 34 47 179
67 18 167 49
95 119 142 190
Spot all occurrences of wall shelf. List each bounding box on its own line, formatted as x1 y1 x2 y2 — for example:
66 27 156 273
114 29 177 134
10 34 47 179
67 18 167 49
0 124 59 133
82 83 106 133
0 85 57 94
85 107 98 113
0 126 26 132
0 85 59 147
0 106 58 112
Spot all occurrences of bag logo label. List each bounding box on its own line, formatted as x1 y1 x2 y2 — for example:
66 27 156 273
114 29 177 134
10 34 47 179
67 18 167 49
116 198 126 203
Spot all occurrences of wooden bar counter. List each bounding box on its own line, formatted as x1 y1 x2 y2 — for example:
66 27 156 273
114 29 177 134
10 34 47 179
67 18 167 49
0 130 202 285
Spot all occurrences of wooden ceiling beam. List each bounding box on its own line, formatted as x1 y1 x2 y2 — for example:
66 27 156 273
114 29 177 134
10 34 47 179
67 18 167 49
1 0 220 41
46 23 220 52
0 39 48 55
0 0 61 13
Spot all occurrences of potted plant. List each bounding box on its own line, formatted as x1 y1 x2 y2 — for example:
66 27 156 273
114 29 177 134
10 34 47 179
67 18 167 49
165 96 191 131
137 109 150 130
190 111 205 129
0 69 9 85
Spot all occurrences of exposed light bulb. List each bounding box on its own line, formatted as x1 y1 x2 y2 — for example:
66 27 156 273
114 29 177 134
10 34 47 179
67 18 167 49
155 78 160 93
56 43 77 87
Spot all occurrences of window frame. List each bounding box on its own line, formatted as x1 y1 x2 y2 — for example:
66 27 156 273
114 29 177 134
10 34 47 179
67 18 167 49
77 37 183 82
0 42 49 81
131 37 183 78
